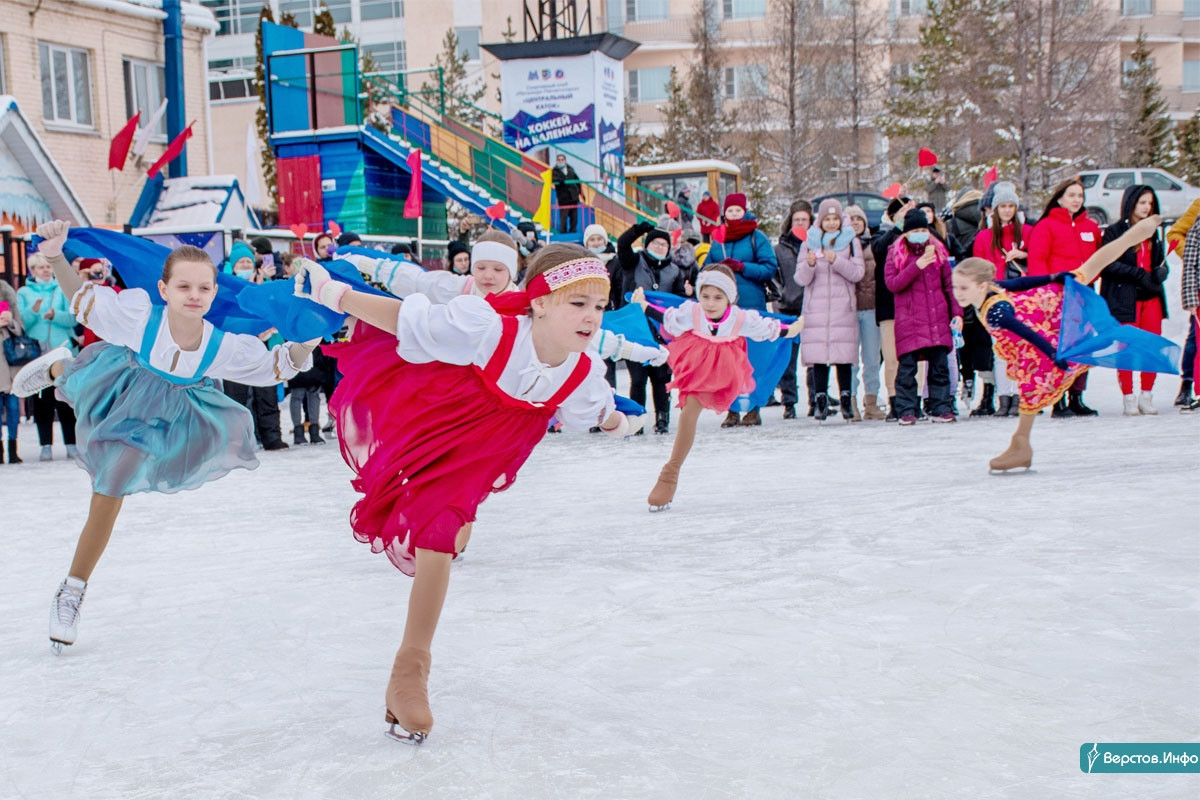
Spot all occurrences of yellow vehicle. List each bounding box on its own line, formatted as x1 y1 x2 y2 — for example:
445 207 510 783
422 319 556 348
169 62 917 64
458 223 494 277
624 160 741 219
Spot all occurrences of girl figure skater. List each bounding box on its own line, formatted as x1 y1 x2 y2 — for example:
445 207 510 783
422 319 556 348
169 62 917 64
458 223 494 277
633 264 803 511
11 221 318 652
950 215 1161 473
352 229 522 302
289 243 635 743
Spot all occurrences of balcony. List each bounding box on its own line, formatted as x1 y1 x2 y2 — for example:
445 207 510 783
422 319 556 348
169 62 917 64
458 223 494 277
608 14 772 47
1117 11 1185 39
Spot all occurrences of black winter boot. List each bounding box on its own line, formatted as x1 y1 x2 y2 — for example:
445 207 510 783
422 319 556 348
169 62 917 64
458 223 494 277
1175 380 1193 407
783 404 797 419
309 424 326 444
7 440 21 464
654 409 670 434
1051 396 1075 418
995 394 1013 418
970 383 996 417
839 390 854 421
885 396 899 423
1068 391 1098 417
293 425 307 446
814 393 829 421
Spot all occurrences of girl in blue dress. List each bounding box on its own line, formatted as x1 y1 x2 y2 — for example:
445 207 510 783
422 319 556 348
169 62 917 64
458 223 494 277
13 221 319 653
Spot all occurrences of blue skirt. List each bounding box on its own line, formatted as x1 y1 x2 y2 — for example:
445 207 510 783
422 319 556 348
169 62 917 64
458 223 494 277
57 343 259 497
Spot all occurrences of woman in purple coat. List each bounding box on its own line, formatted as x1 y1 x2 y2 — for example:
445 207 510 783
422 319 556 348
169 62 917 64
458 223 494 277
795 198 865 421
884 209 963 425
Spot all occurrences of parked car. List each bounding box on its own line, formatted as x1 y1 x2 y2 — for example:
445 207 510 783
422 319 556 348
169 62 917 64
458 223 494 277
810 192 890 232
1077 168 1200 225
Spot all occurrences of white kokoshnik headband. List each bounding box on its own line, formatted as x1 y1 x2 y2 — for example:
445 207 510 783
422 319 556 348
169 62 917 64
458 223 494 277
696 271 738 304
471 241 519 278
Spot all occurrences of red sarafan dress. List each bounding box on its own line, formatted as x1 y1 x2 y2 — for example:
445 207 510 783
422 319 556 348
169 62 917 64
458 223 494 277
328 294 614 576
662 302 782 412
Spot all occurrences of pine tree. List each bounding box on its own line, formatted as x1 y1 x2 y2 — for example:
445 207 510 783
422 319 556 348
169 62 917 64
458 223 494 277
1117 32 1174 169
658 67 692 161
429 29 487 129
684 0 734 160
253 5 287 205
313 3 337 37
1173 106 1200 183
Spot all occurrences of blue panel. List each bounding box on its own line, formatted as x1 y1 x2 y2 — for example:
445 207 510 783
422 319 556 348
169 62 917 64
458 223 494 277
319 139 366 229
263 22 309 133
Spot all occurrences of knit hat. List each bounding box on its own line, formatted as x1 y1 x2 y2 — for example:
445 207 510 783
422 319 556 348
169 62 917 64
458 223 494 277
249 236 274 256
446 240 470 260
816 197 843 222
990 181 1019 209
226 241 256 273
78 257 104 273
902 208 930 232
644 228 671 249
844 204 868 225
337 231 362 247
517 221 538 234
390 240 414 255
583 223 608 242
885 196 912 220
723 193 748 213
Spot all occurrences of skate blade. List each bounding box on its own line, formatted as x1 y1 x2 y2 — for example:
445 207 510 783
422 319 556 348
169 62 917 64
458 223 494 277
648 502 671 513
50 640 67 655
386 723 427 745
988 467 1036 476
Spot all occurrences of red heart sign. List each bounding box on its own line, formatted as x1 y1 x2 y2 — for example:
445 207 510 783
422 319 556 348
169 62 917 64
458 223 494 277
917 148 938 168
881 182 903 199
791 226 808 242
289 223 308 241
485 202 507 220
710 224 726 244
670 228 682 246
665 201 680 220
328 220 342 236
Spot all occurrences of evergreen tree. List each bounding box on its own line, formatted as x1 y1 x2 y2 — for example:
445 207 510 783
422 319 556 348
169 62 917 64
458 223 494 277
1117 32 1174 168
313 3 337 37
659 67 692 161
1173 106 1200 183
429 29 487 129
685 0 734 160
253 5 287 205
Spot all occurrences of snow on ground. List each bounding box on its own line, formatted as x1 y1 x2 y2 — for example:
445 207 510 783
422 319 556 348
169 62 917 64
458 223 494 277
1 369 1197 800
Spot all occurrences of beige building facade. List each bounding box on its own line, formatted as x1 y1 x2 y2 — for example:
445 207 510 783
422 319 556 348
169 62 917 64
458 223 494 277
0 0 216 228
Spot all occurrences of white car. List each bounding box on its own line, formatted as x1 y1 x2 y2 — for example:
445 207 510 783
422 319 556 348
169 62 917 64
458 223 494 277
1078 168 1200 225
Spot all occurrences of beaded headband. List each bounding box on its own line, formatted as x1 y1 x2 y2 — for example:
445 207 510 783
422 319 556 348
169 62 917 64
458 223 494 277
526 257 609 299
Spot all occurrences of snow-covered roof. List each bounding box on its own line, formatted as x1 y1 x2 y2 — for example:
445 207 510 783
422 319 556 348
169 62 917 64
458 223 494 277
0 96 91 226
65 0 218 32
623 159 741 177
139 174 259 230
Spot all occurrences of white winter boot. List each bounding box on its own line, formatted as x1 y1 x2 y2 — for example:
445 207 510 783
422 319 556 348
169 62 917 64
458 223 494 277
1138 392 1157 415
49 576 87 653
1122 394 1140 416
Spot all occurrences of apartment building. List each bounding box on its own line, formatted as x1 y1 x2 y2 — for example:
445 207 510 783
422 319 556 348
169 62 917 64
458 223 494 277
0 0 215 228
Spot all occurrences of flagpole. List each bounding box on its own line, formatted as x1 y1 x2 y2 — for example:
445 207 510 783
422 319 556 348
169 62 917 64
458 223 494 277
416 215 423 264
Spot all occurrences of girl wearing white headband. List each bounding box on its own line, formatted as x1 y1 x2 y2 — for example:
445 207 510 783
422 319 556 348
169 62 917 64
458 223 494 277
344 230 521 303
290 242 634 744
632 264 803 511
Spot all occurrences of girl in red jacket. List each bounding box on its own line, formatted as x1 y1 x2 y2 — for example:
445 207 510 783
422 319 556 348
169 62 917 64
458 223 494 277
972 182 1034 417
1026 178 1102 417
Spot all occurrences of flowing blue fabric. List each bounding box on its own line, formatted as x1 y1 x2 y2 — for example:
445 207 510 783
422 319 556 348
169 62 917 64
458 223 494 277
614 395 646 417
42 228 383 341
624 292 799 411
601 303 660 348
1057 276 1181 374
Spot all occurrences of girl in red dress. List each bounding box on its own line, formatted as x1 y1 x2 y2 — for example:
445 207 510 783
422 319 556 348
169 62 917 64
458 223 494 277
632 264 802 510
291 243 632 743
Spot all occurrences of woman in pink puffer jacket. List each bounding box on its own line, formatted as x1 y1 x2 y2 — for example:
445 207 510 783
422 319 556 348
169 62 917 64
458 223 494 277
795 198 865 421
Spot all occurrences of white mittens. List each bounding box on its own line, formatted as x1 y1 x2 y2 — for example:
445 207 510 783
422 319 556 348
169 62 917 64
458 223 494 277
293 258 350 311
36 220 70 258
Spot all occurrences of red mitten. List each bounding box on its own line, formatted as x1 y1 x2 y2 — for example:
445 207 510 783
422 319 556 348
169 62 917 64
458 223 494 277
722 258 744 273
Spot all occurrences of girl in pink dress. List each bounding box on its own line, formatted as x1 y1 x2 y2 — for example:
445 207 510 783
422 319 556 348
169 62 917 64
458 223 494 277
633 264 802 510
291 243 634 744
951 216 1161 473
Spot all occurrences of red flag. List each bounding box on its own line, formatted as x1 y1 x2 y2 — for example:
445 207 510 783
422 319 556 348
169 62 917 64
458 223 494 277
108 112 140 171
917 148 938 168
146 121 195 178
982 166 998 188
404 149 423 218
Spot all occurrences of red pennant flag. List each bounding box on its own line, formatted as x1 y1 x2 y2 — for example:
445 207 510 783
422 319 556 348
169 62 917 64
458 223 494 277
982 166 998 188
917 148 938 168
108 112 140 171
404 149 423 219
146 121 195 178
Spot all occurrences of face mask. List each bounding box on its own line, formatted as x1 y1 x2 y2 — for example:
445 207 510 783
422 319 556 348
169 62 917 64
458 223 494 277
646 249 668 262
518 244 531 256
325 243 337 256
234 268 254 280
907 232 930 245
588 246 607 256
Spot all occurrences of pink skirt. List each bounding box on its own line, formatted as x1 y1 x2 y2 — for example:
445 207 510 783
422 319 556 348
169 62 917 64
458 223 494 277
327 324 561 576
666 332 755 412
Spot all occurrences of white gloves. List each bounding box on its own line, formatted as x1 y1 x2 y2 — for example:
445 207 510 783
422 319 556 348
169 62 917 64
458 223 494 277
293 257 350 311
595 331 670 366
36 220 70 258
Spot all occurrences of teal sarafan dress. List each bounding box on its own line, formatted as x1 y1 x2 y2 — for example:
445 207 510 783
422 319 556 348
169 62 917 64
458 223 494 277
58 288 307 497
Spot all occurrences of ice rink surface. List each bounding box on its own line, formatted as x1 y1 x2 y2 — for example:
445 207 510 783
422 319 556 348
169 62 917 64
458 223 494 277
1 368 1197 800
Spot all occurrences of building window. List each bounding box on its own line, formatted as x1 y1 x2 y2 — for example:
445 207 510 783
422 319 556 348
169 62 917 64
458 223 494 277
277 0 350 28
1186 0 1200 17
889 62 912 96
39 42 93 127
895 0 927 14
723 0 766 18
1120 0 1152 14
360 0 403 21
823 62 851 94
723 64 765 99
200 1 264 37
626 0 669 21
822 0 851 15
208 55 257 73
1185 61 1200 92
455 28 481 62
627 67 671 103
363 42 407 75
209 75 255 101
123 59 166 140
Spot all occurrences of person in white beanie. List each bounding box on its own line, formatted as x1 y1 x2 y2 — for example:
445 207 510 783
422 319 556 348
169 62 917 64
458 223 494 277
348 230 521 303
